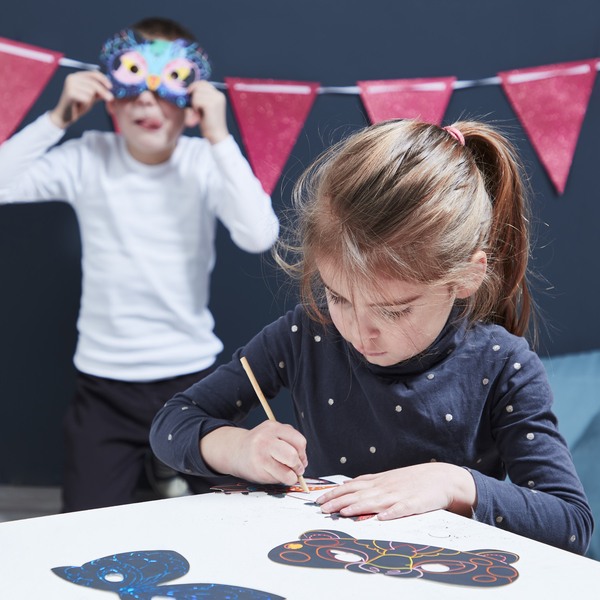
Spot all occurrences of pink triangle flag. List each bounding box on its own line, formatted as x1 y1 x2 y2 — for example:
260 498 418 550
0 37 64 143
358 77 456 125
499 59 597 195
226 77 319 195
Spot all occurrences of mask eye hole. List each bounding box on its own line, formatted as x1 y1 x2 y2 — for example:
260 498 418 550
330 550 362 563
104 571 125 582
162 58 199 92
112 51 147 84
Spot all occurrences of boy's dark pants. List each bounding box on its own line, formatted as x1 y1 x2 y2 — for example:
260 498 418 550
62 367 212 512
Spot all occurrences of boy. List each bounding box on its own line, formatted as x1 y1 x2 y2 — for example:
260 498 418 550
0 18 279 511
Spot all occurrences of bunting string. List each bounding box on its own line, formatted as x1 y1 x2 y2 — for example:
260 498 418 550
56 56 600 92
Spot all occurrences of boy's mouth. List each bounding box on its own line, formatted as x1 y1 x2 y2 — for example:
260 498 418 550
135 117 163 130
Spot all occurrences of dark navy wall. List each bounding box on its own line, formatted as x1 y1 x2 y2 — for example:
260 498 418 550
1 0 599 484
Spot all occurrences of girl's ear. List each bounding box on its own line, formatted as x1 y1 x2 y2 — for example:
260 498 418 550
455 250 487 299
184 107 200 128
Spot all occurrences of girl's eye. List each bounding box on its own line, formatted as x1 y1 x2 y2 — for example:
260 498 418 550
380 306 412 321
326 290 346 305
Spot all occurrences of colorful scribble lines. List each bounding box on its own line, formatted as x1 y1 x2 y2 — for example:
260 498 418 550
268 529 519 588
211 477 337 498
52 550 285 599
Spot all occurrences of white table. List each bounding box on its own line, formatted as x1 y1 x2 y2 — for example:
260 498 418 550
1 488 599 598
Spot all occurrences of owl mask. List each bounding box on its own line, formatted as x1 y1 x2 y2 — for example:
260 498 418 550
99 29 211 108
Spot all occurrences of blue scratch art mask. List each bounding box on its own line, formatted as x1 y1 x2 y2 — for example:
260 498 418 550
99 29 211 108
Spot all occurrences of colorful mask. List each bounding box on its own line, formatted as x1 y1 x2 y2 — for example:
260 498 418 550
99 29 211 107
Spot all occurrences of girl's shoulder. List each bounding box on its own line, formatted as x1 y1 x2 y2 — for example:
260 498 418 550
461 320 540 367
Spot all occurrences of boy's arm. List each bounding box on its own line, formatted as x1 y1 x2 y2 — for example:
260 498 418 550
0 71 112 203
188 81 279 253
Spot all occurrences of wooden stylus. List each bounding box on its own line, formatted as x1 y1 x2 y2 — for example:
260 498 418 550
240 356 310 494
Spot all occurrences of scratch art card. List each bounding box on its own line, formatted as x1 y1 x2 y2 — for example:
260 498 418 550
211 476 375 521
210 477 339 499
268 529 519 588
52 550 284 599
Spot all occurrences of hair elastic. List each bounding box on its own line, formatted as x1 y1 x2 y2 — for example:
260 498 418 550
443 126 465 146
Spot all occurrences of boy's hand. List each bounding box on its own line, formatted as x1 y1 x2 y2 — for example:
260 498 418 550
188 81 229 144
200 421 308 486
316 463 477 520
49 71 114 129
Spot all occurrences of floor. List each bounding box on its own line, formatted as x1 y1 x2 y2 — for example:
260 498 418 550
0 485 62 523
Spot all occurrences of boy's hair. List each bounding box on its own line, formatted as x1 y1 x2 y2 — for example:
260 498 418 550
276 119 534 339
131 17 196 42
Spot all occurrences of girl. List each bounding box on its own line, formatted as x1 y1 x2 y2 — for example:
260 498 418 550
150 119 592 554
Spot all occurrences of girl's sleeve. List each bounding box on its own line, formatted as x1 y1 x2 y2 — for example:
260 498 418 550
150 311 296 477
205 135 279 253
472 343 594 554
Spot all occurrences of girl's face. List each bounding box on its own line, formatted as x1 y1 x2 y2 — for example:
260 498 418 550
318 260 456 367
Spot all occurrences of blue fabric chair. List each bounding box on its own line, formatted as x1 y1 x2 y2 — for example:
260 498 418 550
542 350 600 560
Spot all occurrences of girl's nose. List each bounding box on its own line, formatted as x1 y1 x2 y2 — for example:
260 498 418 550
352 311 380 343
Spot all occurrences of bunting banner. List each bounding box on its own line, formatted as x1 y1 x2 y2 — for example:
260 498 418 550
499 60 597 195
0 32 598 197
358 77 456 125
225 77 319 195
0 37 63 143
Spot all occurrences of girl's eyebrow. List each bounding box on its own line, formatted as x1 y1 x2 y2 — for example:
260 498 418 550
323 282 421 307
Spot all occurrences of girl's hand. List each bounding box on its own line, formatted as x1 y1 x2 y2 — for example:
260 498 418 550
49 71 113 129
188 81 229 144
200 421 308 486
316 463 477 520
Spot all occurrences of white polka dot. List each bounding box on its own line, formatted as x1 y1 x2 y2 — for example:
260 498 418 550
492 344 500 352
340 456 347 464
427 373 435 380
506 405 514 413
496 516 504 523
181 406 189 411
328 398 334 406
301 411 305 419
184 468 192 473
167 434 173 441
445 414 453 422
395 405 402 412
570 535 576 543
430 458 437 462
526 432 535 440
236 400 243 408
513 362 522 370
369 446 376 453
278 361 285 368
482 378 489 385
476 458 482 464
314 335 322 342
528 480 535 487
291 325 299 332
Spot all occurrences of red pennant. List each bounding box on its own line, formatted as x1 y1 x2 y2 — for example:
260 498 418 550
358 77 456 125
0 38 63 143
499 60 597 195
226 77 319 195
